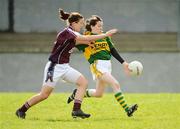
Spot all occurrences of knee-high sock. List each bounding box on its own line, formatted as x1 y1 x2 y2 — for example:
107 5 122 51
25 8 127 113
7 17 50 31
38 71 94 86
114 91 129 112
18 102 31 112
73 99 82 111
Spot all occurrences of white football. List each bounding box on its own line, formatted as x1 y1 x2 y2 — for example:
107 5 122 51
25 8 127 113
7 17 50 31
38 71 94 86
128 61 143 76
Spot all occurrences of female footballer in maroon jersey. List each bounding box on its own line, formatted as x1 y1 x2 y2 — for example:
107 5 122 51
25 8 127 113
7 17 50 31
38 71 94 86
15 9 118 119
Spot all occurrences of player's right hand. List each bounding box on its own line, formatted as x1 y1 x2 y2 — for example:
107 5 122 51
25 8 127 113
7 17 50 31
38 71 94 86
89 41 95 48
45 63 55 82
45 70 54 82
106 29 118 36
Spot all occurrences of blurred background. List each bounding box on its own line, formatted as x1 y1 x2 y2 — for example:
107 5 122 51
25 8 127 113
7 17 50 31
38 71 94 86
0 0 180 92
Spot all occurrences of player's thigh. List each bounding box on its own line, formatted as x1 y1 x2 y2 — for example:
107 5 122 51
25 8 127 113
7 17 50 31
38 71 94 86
101 73 119 86
42 62 64 87
91 60 112 80
95 79 106 96
62 67 85 85
76 75 88 86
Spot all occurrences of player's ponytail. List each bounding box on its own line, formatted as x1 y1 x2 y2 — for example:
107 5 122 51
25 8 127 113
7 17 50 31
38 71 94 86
59 8 83 25
59 8 70 20
85 19 91 32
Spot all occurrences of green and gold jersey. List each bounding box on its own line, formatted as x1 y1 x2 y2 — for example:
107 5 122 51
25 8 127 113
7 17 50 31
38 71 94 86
76 32 114 64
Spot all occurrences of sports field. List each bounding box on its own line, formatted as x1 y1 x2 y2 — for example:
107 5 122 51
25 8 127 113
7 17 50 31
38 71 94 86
0 93 180 129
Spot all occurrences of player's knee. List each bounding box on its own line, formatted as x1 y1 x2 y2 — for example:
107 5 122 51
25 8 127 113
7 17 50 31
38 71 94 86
84 79 88 87
77 76 88 88
95 93 103 98
40 93 49 100
81 79 88 88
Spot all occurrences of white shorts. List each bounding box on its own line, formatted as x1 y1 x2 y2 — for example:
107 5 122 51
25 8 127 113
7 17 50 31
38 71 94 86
90 60 112 80
43 62 82 87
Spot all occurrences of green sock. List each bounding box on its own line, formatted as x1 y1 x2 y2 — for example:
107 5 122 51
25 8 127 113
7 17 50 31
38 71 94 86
84 89 91 97
114 92 129 112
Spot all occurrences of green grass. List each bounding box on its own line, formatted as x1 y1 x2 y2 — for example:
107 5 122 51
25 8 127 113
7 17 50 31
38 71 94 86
0 93 180 129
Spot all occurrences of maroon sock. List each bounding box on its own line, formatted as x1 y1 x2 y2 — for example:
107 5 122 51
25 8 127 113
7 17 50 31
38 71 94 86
18 102 31 112
73 99 82 111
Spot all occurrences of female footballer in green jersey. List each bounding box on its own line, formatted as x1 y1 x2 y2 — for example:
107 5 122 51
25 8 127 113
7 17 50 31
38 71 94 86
67 15 138 117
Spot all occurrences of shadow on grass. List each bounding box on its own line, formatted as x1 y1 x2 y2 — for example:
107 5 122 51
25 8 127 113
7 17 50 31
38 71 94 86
28 116 142 122
28 117 117 122
28 117 81 122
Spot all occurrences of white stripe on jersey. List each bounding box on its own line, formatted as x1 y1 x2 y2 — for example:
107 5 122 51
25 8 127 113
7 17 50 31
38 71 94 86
58 40 69 63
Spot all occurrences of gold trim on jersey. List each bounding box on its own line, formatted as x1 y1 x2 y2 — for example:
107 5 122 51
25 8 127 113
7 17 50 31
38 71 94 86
83 46 94 60
90 61 103 78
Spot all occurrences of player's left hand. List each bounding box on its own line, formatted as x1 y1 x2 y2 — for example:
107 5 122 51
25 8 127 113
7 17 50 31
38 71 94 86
122 61 130 76
106 29 118 37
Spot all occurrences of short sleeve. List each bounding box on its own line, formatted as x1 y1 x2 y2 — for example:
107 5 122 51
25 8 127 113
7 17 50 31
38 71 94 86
67 28 80 39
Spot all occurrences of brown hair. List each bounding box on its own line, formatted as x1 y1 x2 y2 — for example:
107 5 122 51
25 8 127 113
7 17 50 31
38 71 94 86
59 9 83 25
85 15 102 32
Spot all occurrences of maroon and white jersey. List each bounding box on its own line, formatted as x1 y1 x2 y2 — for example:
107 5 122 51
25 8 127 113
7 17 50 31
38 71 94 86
49 27 79 64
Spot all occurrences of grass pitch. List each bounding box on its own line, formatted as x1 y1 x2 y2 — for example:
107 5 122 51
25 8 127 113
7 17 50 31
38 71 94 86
0 93 180 129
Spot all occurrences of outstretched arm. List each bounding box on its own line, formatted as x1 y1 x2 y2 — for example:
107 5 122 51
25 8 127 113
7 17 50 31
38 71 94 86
76 40 94 48
76 29 118 42
110 47 130 75
110 47 124 64
76 40 91 45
